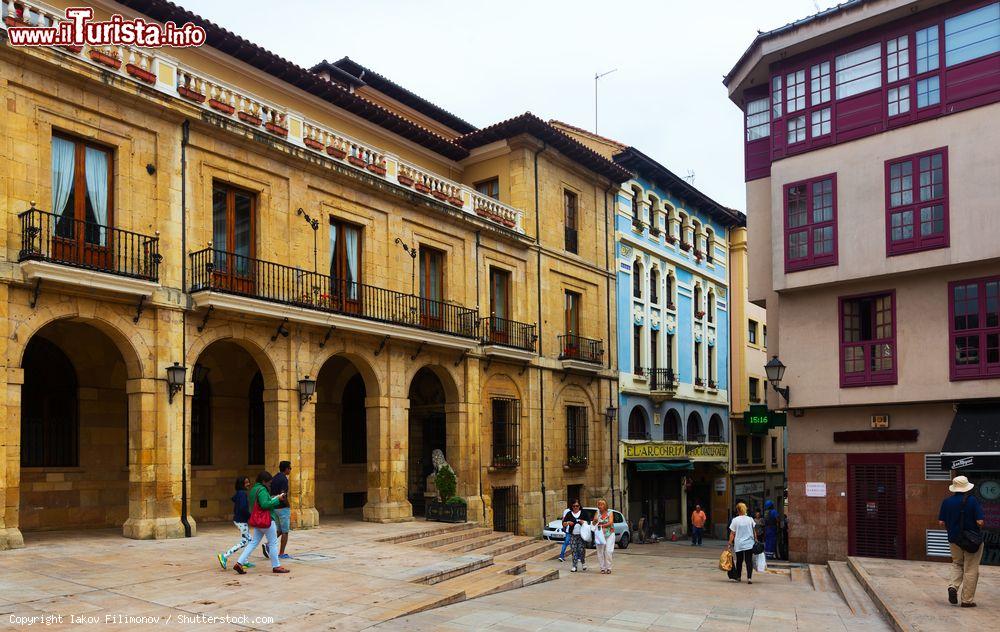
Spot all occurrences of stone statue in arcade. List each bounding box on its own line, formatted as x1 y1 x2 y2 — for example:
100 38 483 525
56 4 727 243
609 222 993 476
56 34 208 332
425 448 448 501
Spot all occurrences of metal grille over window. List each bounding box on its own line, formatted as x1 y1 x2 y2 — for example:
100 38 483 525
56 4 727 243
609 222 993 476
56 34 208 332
923 454 951 481
566 406 589 467
490 398 520 468
492 486 519 533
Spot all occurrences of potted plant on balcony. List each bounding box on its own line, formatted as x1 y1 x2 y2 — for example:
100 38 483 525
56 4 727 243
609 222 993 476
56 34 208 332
347 154 367 168
326 144 347 160
265 118 289 137
238 109 263 126
694 249 703 262
178 82 207 104
125 62 157 84
708 379 718 390
680 242 692 252
694 377 705 387
4 5 31 26
475 205 491 218
695 310 706 319
565 455 588 469
397 172 415 187
414 180 432 194
303 136 324 151
431 188 449 202
88 47 122 70
367 162 387 177
448 195 464 207
425 464 467 523
666 234 678 245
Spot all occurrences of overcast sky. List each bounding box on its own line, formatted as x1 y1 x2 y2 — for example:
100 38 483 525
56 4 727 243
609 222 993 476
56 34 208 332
181 1 841 212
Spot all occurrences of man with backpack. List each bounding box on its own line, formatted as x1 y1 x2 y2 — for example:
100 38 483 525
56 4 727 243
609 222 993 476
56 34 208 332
938 476 985 608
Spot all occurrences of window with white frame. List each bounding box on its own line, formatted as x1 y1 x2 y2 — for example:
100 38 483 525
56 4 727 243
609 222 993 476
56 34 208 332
888 86 911 116
787 116 806 144
786 69 806 112
916 25 940 73
835 42 882 99
811 108 831 136
771 75 783 117
917 76 941 108
944 3 1000 67
745 97 770 141
810 61 831 104
887 36 910 82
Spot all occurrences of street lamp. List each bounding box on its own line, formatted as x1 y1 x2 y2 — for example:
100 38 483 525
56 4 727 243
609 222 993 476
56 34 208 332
298 375 317 410
764 355 790 407
166 362 186 404
605 405 618 425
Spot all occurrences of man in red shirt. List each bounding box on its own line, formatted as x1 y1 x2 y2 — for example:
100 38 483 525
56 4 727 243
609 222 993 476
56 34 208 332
691 505 707 546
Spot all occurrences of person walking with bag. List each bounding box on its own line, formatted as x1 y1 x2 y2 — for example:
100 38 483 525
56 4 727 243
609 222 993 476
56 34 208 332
938 476 985 607
565 499 587 573
592 499 616 574
763 500 779 559
558 501 573 562
233 471 289 575
217 476 254 570
727 502 758 584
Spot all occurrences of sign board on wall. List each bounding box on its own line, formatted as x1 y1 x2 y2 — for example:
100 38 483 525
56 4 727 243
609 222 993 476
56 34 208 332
805 482 827 497
622 442 729 461
871 415 890 429
714 478 727 492
734 480 764 496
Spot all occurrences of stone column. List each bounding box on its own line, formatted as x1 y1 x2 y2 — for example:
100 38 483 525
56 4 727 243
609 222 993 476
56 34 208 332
292 391 319 529
445 400 484 524
362 395 412 522
0 367 26 550
122 377 186 540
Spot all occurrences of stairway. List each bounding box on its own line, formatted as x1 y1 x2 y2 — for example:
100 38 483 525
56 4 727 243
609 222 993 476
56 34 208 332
375 523 560 619
800 561 882 621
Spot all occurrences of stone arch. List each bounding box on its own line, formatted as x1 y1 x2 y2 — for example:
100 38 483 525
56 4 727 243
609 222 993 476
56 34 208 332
552 381 596 412
708 413 724 442
632 257 644 298
186 323 281 391
664 408 682 440
309 349 383 400
483 371 523 401
406 362 462 404
686 410 704 442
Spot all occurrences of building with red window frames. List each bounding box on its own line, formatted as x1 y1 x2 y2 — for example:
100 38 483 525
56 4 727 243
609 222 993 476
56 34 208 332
725 0 1000 564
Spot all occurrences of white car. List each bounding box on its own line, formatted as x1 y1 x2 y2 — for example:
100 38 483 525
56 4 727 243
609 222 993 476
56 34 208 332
542 507 630 549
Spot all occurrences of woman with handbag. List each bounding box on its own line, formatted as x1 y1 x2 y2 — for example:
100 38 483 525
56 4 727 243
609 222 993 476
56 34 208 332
233 471 289 575
727 502 758 584
565 500 587 573
592 499 616 574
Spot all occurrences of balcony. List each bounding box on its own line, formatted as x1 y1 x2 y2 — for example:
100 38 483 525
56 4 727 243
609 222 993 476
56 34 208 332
558 334 604 372
189 248 480 349
647 368 678 403
481 316 537 361
17 206 160 296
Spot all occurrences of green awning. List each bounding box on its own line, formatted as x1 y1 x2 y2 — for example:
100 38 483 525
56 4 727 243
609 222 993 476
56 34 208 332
634 460 694 472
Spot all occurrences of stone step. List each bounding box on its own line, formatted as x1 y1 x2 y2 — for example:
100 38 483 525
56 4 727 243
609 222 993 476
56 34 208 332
376 521 477 545
376 587 467 621
434 562 527 600
520 567 560 588
809 563 835 592
828 561 878 617
790 566 810 584
408 555 495 585
433 532 511 554
495 539 558 563
475 535 535 557
405 527 494 550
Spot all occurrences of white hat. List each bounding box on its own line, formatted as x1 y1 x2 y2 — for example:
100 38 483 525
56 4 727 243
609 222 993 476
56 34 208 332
949 476 974 493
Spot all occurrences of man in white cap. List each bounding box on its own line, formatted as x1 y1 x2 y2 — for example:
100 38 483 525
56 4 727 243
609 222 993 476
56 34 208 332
937 475 985 608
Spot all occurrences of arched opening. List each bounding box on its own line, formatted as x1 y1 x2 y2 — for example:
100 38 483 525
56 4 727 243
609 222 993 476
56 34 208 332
632 259 643 299
708 288 716 323
19 321 130 531
664 409 682 441
708 414 724 443
694 284 703 317
648 195 660 232
408 367 448 516
705 227 715 262
631 185 642 222
686 411 704 443
627 406 649 441
189 340 273 524
666 273 675 308
649 267 660 304
315 355 373 517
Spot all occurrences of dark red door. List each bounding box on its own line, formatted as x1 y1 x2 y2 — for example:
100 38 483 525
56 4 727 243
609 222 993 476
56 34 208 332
848 453 906 559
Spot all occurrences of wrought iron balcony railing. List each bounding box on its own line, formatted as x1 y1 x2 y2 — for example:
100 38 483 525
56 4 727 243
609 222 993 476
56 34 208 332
648 368 677 391
18 206 161 281
189 248 480 339
481 316 536 352
558 334 604 364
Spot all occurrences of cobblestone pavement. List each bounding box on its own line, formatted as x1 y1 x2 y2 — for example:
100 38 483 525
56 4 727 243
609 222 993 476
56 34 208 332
381 543 893 631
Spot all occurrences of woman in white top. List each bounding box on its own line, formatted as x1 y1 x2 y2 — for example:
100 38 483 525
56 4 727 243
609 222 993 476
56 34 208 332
591 499 616 574
563 499 587 572
728 502 759 583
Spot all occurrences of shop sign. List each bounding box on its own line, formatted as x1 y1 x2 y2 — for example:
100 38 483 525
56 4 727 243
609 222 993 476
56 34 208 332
952 456 974 469
734 480 764 496
714 478 727 492
871 414 890 429
623 442 686 459
805 482 827 497
686 443 729 460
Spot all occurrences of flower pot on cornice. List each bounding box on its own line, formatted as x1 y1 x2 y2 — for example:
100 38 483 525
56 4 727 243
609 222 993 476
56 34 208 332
61 44 84 54
502 218 516 228
680 242 692 252
414 182 432 194
238 111 263 126
326 146 347 160
178 85 206 103
265 122 288 137
125 64 157 84
666 235 678 245
209 99 235 115
366 163 387 176
397 174 415 187
4 13 30 27
475 207 490 218
347 155 367 168
88 49 122 70
448 196 464 207
695 378 705 387
303 137 324 151
431 190 449 201
695 310 706 319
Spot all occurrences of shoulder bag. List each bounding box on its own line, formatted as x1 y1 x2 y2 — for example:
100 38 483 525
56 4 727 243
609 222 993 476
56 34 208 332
248 491 272 529
955 496 982 554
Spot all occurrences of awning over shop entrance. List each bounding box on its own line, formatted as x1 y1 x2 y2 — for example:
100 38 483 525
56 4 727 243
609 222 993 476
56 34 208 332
634 460 694 472
941 403 1000 471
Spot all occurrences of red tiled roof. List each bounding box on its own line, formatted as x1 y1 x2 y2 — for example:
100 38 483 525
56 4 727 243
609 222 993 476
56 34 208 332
459 113 633 183
113 0 469 161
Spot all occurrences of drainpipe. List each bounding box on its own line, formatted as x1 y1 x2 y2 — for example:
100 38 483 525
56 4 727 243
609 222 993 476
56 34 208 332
533 142 546 526
475 230 485 516
604 183 616 507
180 119 192 538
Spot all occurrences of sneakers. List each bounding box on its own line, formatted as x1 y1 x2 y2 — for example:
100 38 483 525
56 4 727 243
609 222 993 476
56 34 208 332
233 563 246 575
582 564 587 571
278 553 291 560
243 562 256 569
262 544 270 559
558 557 565 562
217 553 227 570
571 566 577 572
948 587 958 605
960 602 976 608
272 566 290 574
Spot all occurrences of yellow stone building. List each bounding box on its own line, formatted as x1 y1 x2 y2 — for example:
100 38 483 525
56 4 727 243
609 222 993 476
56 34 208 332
0 0 630 549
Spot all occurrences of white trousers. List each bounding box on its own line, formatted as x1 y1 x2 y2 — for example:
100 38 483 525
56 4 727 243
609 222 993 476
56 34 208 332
595 533 615 571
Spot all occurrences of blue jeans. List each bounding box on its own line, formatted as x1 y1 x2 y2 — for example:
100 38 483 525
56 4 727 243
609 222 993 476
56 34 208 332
692 527 703 546
559 530 571 559
237 522 279 569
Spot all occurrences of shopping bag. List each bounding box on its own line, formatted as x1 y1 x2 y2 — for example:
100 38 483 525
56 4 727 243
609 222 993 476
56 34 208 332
248 501 271 529
719 549 734 572
580 523 593 543
754 552 767 572
594 525 606 546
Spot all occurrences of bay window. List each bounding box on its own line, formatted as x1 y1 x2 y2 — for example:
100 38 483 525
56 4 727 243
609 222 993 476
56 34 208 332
835 42 882 99
784 175 837 272
810 61 831 104
786 69 806 112
950 276 1000 380
745 97 770 140
840 292 896 387
885 148 948 255
944 3 1000 67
